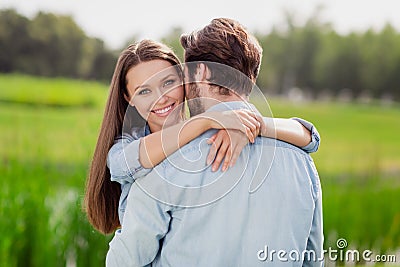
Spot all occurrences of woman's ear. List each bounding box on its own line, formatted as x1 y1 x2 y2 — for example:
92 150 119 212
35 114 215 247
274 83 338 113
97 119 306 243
124 93 134 106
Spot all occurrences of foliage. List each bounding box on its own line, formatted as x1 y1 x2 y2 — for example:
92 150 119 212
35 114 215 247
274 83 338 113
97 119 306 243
0 9 116 82
2 8 400 100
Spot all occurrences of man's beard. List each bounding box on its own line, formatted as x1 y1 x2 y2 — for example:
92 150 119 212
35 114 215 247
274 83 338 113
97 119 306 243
186 83 205 116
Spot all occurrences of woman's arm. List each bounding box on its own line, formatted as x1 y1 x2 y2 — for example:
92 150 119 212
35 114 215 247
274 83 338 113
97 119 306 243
139 110 260 168
262 118 310 147
206 116 321 172
261 117 320 152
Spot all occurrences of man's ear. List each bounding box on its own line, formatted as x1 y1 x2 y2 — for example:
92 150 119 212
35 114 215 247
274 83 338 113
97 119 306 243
194 63 211 82
124 93 134 106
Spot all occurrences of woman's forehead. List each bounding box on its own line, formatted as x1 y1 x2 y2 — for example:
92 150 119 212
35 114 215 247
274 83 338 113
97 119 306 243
126 60 177 89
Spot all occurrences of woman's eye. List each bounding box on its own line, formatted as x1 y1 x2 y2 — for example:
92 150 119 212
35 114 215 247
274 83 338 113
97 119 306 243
163 79 176 87
138 88 151 95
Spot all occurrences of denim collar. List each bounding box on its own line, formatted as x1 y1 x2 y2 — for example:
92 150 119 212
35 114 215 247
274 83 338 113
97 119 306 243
206 101 257 112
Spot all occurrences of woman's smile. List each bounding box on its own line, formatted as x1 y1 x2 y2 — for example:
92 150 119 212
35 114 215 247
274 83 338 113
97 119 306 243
151 102 176 117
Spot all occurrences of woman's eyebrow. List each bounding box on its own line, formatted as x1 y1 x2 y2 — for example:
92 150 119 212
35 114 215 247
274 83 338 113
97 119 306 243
160 73 177 82
134 83 151 91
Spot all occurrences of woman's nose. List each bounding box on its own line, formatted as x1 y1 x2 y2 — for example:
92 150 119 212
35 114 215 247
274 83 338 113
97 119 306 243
155 92 169 105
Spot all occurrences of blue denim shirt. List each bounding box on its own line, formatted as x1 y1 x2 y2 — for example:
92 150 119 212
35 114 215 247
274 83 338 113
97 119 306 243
106 101 324 267
107 125 152 224
107 106 321 224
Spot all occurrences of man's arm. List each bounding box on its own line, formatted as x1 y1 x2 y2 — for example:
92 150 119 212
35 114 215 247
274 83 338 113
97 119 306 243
106 179 171 267
303 157 324 267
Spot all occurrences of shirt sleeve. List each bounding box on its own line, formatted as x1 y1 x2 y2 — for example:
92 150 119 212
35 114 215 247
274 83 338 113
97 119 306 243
291 117 321 153
303 155 324 266
107 137 153 184
106 174 171 267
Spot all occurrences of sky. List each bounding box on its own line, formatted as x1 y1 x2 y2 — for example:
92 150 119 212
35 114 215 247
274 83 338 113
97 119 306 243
1 0 400 49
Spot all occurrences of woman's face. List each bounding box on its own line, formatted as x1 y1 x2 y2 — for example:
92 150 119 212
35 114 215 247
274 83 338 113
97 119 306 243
125 59 184 133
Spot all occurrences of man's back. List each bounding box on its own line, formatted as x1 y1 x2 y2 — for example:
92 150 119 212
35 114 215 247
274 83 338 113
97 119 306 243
107 114 323 266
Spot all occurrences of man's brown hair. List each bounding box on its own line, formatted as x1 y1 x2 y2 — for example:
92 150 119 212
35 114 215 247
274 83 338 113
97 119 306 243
180 18 263 96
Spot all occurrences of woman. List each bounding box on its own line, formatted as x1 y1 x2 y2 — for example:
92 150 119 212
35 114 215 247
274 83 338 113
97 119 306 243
84 40 320 234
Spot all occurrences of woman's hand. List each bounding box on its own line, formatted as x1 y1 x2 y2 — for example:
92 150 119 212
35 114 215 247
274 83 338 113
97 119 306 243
199 109 263 143
206 129 250 172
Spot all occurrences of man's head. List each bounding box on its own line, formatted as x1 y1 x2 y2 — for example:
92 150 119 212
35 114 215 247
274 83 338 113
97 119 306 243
180 18 263 115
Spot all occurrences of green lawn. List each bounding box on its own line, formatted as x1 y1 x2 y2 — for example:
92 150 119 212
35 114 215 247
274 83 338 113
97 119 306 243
0 74 399 266
260 98 400 176
0 73 106 108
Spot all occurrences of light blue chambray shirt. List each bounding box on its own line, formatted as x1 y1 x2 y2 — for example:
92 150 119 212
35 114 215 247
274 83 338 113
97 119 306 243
106 101 324 267
107 125 153 224
107 106 321 225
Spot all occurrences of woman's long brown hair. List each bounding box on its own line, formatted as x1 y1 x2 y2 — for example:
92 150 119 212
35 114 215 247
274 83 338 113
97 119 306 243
84 40 182 234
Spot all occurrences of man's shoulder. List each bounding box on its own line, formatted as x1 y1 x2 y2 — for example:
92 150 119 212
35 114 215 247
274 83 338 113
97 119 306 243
272 138 309 156
159 134 310 169
166 129 218 160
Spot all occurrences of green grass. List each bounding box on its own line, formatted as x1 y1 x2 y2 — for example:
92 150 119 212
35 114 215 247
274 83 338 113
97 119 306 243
258 98 400 176
0 74 399 266
0 73 107 108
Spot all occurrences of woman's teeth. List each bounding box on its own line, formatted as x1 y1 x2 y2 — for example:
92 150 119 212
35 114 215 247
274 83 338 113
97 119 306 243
153 104 173 114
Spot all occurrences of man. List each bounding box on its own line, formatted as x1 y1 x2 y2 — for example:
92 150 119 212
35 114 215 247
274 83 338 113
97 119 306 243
106 18 323 266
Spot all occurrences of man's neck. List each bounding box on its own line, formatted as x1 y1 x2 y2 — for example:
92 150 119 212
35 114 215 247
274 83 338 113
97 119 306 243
204 94 248 111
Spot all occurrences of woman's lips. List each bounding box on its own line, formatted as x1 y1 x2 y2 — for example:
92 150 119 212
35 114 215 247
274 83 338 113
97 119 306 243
151 103 175 117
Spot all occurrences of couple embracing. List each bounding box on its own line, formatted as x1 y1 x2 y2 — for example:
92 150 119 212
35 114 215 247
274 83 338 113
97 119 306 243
85 18 323 267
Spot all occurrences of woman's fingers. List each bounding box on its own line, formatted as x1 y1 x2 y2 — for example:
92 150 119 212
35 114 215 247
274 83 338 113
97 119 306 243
207 133 218 145
212 137 229 172
221 147 233 172
207 133 221 165
207 110 260 141
230 144 241 168
236 110 260 138
206 129 250 171
228 130 248 168
245 126 255 143
207 130 234 172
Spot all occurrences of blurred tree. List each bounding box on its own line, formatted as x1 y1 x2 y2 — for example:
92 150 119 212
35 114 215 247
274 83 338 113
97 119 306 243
1 8 400 100
258 8 328 97
294 17 324 97
0 9 30 72
86 38 117 82
27 12 86 77
0 9 117 81
360 25 400 99
161 26 184 62
314 32 363 99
